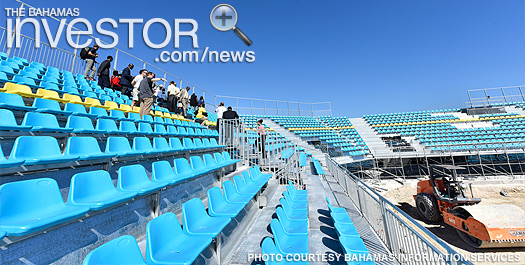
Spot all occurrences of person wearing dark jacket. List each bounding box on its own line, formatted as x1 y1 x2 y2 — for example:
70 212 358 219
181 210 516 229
190 93 198 108
120 64 134 96
97 56 113 89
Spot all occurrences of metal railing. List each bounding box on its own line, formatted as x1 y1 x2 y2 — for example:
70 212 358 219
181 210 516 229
466 85 525 108
1 0 332 117
325 155 474 265
218 118 302 184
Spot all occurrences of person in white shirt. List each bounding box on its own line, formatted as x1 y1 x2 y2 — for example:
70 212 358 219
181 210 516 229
179 86 190 116
215 102 226 131
167 81 180 112
130 69 147 109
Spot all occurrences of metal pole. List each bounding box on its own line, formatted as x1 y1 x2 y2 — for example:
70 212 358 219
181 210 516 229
250 99 253 115
6 2 24 57
500 87 507 103
114 49 119 72
519 86 525 102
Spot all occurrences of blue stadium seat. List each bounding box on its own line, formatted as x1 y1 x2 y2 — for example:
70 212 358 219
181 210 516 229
261 237 310 265
182 138 197 150
10 136 79 165
334 222 360 237
153 124 169 135
193 138 206 149
65 136 115 160
270 219 309 255
128 112 142 122
232 175 260 195
141 115 155 124
287 183 308 201
0 231 5 240
174 158 198 180
151 160 186 185
0 109 32 131
189 155 212 175
326 197 348 215
33 98 73 115
146 212 212 265
133 137 163 154
275 207 308 236
279 198 308 221
83 235 146 265
203 153 222 170
182 198 231 237
66 115 105 134
169 138 185 151
138 122 162 136
241 171 266 188
0 91 37 111
68 170 137 210
105 136 143 157
96 119 126 134
109 109 134 121
339 235 370 255
64 103 97 118
22 112 73 133
167 125 179 136
222 151 241 164
178 127 188 136
207 187 244 218
299 153 307 167
117 164 169 195
282 191 307 210
119 121 141 135
0 144 25 168
250 166 272 182
222 180 253 204
90 107 117 120
213 153 229 167
153 116 165 125
152 137 177 153
0 178 90 236
13 75 40 89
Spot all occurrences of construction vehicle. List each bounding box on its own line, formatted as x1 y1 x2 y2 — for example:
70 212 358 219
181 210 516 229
414 165 525 248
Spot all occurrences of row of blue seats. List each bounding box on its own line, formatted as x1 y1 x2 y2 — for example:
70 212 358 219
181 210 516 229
0 136 226 168
82 166 272 264
2 109 216 138
262 182 309 264
312 158 325 175
0 92 205 128
281 148 296 160
0 153 242 238
326 198 374 265
299 153 307 167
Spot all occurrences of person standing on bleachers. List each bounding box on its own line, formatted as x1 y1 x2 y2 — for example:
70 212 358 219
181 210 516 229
215 102 226 132
222 106 240 145
138 72 166 118
190 92 198 109
180 87 191 117
83 44 99 80
257 119 267 158
97 56 113 89
167 81 180 112
120 64 134 96
110 70 121 91
131 69 147 109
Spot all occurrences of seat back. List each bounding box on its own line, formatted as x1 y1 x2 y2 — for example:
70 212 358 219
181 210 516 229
167 125 178 135
84 235 146 265
202 138 211 147
174 158 194 175
203 154 218 168
222 180 239 199
0 178 65 219
178 127 187 135
0 91 26 107
90 107 109 117
183 138 195 149
119 121 138 133
64 102 87 113
152 161 175 182
109 109 126 119
222 151 232 161
106 137 132 153
270 219 286 240
186 128 196 136
67 170 116 203
261 237 279 256
117 164 151 190
11 136 62 160
207 187 228 209
65 136 104 156
36 89 61 99
138 122 153 133
182 198 207 230
154 124 167 134
104 101 118 109
146 212 184 264
214 153 226 164
169 138 183 150
142 115 154 123
32 97 61 111
152 137 170 150
128 112 141 120
133 137 154 152
85 97 102 106
96 118 119 131
0 109 18 126
66 115 96 131
233 175 248 190
154 116 164 124
275 207 291 225
193 138 205 148
22 112 61 128
189 156 206 171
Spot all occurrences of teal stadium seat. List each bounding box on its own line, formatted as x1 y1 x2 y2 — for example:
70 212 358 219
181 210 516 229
109 109 134 121
261 237 310 265
222 180 253 204
183 138 197 150
22 112 73 133
83 235 146 265
174 157 198 180
182 198 231 237
168 138 184 151
65 136 115 160
146 212 212 265
0 92 37 111
189 155 212 174
152 137 177 153
202 153 222 170
119 121 141 135
10 136 79 165
33 98 73 115
279 198 308 221
117 164 169 195
207 187 244 218
66 115 106 134
275 207 308 236
67 170 137 210
105 137 143 157
133 137 163 154
282 191 307 210
64 103 97 118
241 171 266 188
0 144 25 168
232 175 260 195
151 161 185 185
270 218 309 255
0 109 32 131
0 178 90 236
96 118 125 134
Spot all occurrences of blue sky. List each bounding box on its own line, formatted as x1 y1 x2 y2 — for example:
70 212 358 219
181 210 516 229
1 0 524 117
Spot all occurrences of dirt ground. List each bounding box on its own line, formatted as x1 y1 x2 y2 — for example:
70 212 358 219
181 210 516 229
382 181 525 265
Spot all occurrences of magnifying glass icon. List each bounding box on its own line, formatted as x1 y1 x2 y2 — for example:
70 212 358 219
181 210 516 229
210 4 253 46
